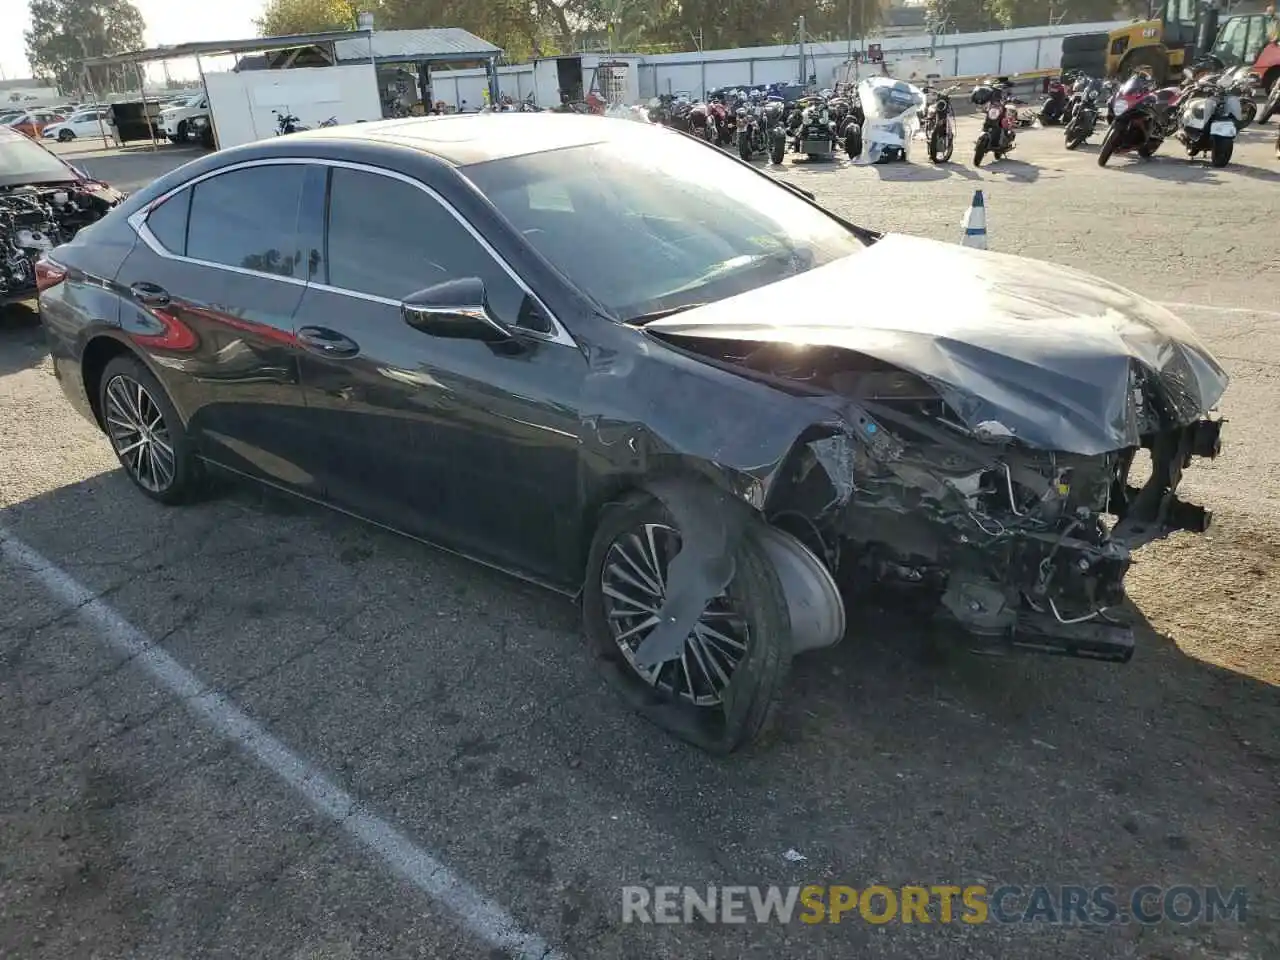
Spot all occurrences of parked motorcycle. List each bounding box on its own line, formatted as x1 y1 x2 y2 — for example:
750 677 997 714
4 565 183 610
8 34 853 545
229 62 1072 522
1174 71 1241 168
971 80 1019 165
781 97 838 160
1260 79 1280 124
272 110 338 135
1039 75 1071 125
1097 73 1167 166
274 110 304 135
1063 76 1105 148
1219 65 1260 129
851 77 926 163
922 83 959 163
736 98 769 160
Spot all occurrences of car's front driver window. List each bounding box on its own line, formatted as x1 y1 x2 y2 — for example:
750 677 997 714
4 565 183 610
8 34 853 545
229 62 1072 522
324 166 547 333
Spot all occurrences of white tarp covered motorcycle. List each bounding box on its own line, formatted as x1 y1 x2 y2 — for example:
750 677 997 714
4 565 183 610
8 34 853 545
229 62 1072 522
852 76 927 165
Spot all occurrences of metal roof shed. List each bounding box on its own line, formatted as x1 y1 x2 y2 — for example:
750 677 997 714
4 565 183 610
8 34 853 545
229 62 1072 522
334 29 503 105
82 30 375 149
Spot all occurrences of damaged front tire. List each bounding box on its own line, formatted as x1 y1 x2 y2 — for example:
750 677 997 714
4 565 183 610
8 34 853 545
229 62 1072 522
583 490 791 754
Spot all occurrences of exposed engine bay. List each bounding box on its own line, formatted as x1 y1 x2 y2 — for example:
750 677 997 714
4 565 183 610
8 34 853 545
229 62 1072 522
0 184 118 298
678 336 1223 662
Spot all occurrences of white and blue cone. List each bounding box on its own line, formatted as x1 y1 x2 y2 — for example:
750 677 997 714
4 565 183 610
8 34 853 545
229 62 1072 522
961 189 987 250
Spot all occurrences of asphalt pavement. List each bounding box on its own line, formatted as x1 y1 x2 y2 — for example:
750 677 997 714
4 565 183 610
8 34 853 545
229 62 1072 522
2 118 1278 959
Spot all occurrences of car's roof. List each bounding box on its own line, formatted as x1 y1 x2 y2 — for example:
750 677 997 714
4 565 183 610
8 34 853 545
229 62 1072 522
282 113 661 166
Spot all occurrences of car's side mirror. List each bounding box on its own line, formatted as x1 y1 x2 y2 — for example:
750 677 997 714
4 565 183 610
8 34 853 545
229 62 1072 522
401 277 513 343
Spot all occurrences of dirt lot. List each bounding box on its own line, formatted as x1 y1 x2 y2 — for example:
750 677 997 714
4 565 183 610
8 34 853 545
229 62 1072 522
1 119 1278 960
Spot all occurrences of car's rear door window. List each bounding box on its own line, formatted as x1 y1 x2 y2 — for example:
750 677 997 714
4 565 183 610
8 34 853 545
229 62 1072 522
186 163 306 278
146 188 192 255
323 166 545 331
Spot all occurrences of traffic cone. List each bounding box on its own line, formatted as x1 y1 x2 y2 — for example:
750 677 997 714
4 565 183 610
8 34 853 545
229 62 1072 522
961 189 987 250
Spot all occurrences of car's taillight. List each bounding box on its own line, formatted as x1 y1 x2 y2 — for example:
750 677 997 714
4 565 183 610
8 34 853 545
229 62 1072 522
35 257 68 293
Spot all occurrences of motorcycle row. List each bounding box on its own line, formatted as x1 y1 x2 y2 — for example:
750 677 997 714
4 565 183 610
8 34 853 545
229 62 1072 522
1036 61 1280 168
486 62 1280 168
645 80 955 166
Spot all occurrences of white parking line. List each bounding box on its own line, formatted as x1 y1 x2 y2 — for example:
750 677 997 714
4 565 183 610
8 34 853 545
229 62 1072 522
0 526 568 960
1158 301 1280 319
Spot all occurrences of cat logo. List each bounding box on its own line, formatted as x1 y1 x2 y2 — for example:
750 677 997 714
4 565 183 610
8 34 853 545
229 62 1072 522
1142 26 1159 37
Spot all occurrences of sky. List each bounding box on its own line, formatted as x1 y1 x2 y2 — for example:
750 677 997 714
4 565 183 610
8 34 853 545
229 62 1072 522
1 0 264 84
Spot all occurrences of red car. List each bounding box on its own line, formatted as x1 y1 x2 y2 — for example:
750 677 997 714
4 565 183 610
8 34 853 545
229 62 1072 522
3 108 66 139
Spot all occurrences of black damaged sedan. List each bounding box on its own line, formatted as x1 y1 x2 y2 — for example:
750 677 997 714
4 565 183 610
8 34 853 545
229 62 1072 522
37 114 1228 753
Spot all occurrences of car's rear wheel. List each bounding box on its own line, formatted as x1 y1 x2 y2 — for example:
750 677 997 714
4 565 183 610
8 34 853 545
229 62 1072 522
176 119 189 142
583 491 790 754
98 355 201 504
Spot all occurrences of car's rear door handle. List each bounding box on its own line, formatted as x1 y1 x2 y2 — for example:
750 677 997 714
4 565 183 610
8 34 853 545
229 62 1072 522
297 325 360 358
130 281 170 307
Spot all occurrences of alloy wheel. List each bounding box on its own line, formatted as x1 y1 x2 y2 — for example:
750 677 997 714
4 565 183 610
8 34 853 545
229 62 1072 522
104 374 176 493
600 522 749 707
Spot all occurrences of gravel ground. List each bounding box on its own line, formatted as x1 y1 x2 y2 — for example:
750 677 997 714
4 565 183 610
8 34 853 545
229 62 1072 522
1 119 1277 959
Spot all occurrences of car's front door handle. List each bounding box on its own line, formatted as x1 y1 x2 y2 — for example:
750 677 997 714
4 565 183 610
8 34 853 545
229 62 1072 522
130 281 170 307
297 326 360 358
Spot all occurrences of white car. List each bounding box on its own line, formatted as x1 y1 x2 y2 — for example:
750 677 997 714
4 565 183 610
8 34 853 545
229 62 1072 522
41 107 116 143
158 94 210 142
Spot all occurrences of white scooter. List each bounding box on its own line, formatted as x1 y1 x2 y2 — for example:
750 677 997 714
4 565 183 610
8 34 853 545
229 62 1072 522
1174 69 1241 169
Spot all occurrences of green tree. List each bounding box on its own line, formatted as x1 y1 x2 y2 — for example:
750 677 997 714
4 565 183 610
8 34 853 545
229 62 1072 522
255 0 360 35
987 0 1052 26
928 0 998 33
24 0 146 93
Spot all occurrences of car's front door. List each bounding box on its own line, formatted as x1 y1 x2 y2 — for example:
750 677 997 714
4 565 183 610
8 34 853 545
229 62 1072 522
113 160 320 496
291 162 585 585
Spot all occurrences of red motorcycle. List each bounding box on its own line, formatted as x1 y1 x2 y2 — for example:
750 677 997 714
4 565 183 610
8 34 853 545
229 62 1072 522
1097 73 1169 166
971 79 1020 165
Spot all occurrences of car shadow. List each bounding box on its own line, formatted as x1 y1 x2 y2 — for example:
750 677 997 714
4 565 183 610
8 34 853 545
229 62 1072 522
0 302 45 377
4 464 1277 960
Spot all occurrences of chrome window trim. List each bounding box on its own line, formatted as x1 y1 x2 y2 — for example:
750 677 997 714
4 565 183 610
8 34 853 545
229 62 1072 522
126 156 577 348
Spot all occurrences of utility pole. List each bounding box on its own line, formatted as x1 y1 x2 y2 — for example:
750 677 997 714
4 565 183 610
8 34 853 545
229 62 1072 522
847 0 854 61
797 15 806 85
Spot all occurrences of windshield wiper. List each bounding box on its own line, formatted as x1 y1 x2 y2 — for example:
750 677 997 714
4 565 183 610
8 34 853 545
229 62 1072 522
624 302 708 325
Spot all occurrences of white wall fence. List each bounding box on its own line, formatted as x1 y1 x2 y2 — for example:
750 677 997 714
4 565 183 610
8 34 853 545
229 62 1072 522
428 19 1126 109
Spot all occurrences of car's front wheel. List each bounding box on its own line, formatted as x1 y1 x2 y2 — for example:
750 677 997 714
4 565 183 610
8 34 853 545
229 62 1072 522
98 355 201 504
57 129 74 142
583 490 790 754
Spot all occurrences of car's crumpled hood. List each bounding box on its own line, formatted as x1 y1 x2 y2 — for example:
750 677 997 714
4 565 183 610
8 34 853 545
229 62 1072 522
644 233 1228 455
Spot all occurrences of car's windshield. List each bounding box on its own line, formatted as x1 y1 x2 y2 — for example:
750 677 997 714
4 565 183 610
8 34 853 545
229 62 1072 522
461 129 868 322
0 132 75 184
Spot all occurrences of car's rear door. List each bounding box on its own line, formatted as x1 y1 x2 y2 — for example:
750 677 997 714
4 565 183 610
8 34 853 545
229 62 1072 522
290 161 585 585
114 159 321 496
